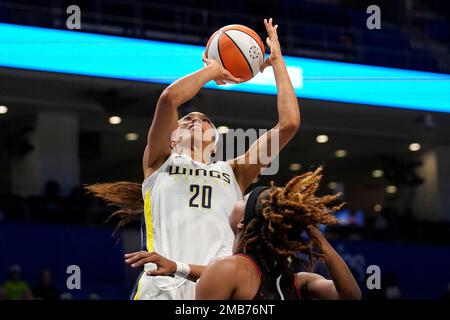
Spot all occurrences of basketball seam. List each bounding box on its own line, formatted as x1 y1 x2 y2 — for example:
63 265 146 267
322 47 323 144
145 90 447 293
223 31 254 78
205 30 217 59
217 32 226 69
226 28 265 57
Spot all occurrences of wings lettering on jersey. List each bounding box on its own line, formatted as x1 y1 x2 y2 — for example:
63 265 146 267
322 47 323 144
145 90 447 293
168 165 231 184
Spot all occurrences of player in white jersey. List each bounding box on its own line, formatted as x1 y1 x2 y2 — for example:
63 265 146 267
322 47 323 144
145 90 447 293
129 148 243 299
87 18 299 299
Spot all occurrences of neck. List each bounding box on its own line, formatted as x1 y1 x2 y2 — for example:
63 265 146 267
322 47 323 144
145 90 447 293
175 145 211 163
242 248 277 271
190 145 211 163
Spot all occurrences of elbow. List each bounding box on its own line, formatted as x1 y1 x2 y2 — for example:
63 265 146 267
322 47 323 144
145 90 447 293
159 88 178 107
279 118 300 136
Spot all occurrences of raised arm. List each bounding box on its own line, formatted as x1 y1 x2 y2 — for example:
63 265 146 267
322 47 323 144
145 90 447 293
298 226 362 300
143 61 242 178
229 18 301 192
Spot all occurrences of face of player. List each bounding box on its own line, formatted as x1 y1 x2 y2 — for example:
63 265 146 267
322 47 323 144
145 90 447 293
230 190 271 253
175 112 216 147
229 194 248 254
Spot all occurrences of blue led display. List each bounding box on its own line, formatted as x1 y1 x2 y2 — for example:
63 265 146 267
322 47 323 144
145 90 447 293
1 23 449 113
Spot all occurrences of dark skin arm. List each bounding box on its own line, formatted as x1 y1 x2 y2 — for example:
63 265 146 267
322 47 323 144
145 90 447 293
297 226 362 300
227 18 301 192
196 227 362 300
124 228 361 299
124 251 205 282
195 259 349 300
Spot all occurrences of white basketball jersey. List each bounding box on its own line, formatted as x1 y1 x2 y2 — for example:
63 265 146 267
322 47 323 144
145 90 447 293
133 152 242 300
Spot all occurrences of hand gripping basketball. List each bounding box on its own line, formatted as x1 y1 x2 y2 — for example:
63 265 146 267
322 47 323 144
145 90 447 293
205 24 265 82
202 53 243 85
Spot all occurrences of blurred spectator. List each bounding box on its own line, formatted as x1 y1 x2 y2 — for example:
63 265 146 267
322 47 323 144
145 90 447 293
43 180 62 211
60 292 73 300
373 210 388 241
1 184 449 244
374 212 388 231
399 207 416 241
385 285 402 299
44 180 61 199
347 210 363 240
366 272 402 300
2 265 33 300
340 32 355 61
32 269 60 300
440 283 450 300
365 285 385 300
0 287 5 300
88 292 101 300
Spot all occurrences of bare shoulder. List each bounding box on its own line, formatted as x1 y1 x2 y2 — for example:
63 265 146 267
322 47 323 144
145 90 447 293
197 256 251 300
196 256 240 297
207 255 242 272
205 255 258 279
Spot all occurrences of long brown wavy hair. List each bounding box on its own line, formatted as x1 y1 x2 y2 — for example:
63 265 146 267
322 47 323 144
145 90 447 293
237 167 343 273
84 181 143 230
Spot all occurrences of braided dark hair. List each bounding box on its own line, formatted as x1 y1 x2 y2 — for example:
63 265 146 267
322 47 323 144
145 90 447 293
237 167 343 273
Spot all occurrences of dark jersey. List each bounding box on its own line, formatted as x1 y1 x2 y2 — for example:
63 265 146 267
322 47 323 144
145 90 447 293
235 253 302 300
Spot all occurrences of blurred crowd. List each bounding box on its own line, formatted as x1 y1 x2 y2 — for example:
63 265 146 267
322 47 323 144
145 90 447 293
1 180 450 300
328 206 450 244
1 262 449 300
1 180 449 245
0 180 112 226
0 264 101 300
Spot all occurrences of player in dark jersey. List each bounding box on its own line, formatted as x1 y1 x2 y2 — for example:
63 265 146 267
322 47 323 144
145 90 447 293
195 167 362 300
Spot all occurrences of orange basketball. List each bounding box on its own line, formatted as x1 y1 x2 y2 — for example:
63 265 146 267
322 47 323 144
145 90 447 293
205 25 265 82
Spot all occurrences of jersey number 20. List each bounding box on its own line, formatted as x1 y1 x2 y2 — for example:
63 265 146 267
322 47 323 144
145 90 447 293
189 184 212 208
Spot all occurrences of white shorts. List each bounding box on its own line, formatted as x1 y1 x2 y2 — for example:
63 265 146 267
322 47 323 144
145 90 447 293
132 274 196 300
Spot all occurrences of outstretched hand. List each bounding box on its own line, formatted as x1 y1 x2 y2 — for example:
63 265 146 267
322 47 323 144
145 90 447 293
260 18 282 73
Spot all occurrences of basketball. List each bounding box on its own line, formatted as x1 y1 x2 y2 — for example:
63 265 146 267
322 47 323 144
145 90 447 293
205 25 265 82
